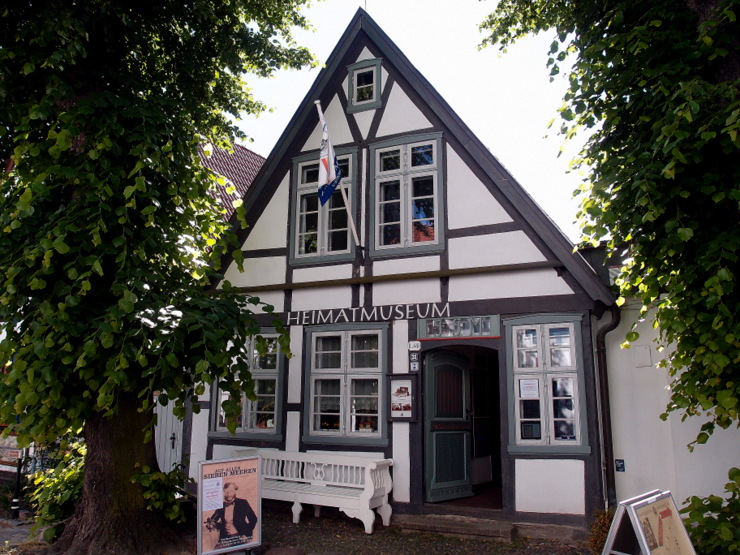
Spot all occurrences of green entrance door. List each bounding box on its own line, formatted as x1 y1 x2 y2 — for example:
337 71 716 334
424 350 474 502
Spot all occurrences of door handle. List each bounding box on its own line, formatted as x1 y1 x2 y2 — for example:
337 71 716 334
170 432 176 449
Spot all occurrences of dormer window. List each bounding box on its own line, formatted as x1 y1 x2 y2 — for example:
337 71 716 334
347 59 382 113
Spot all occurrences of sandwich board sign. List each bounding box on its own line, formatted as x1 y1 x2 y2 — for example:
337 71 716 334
602 490 696 555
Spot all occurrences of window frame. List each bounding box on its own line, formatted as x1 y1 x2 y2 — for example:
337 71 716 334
289 148 358 266
303 323 389 447
369 133 445 258
346 58 383 113
210 332 284 442
504 315 590 455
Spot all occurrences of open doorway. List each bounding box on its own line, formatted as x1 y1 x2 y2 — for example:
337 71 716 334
423 345 502 509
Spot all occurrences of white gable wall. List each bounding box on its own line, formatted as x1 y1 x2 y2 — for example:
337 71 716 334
301 94 353 152
244 173 290 251
449 232 547 269
376 82 431 137
449 269 574 301
447 145 513 228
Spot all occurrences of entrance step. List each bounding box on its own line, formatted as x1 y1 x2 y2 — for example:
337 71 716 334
392 513 516 543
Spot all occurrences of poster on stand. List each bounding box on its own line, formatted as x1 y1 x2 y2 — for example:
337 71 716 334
198 455 261 555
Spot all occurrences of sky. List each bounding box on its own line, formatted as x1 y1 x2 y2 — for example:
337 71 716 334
237 0 585 242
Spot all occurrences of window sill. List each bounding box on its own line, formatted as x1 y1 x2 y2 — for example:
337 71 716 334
507 443 591 456
209 431 284 443
302 435 388 448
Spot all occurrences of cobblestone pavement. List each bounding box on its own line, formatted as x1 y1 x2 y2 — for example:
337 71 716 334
0 504 593 554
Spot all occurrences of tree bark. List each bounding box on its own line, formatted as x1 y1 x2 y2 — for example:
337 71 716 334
50 392 188 554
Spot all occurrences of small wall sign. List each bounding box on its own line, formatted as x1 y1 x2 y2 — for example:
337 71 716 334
408 341 421 351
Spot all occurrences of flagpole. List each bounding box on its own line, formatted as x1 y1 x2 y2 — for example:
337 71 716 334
314 101 361 250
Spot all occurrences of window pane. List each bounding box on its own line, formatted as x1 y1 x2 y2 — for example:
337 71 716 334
549 327 571 346
554 421 576 440
329 207 348 229
412 176 434 197
315 336 342 369
355 69 374 102
380 180 400 201
337 158 350 177
552 377 574 398
314 378 341 432
517 329 538 349
521 422 541 440
379 150 401 172
381 224 401 246
550 348 572 367
328 230 348 252
351 334 379 368
411 144 434 166
302 163 319 184
553 399 574 419
253 338 278 370
517 350 539 368
520 399 541 419
350 378 379 433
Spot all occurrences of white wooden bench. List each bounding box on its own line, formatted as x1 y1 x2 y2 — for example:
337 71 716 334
252 449 393 534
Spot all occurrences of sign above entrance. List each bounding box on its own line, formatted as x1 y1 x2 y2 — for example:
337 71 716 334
285 302 450 326
417 315 501 340
408 341 421 351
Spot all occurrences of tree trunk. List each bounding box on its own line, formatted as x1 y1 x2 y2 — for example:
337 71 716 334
50 392 189 554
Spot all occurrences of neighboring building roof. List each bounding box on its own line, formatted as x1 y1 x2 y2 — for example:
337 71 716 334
199 143 265 220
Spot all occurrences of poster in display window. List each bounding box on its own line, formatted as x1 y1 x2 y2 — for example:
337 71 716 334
389 374 416 422
198 455 261 555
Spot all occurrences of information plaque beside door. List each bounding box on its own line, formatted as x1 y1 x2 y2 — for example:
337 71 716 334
603 490 695 555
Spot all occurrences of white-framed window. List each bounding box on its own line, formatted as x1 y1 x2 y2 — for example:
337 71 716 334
308 329 383 438
294 156 352 259
347 59 382 113
374 139 439 249
511 323 581 446
216 336 280 434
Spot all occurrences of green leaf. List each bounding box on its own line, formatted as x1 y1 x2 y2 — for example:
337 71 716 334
677 227 693 241
53 238 70 254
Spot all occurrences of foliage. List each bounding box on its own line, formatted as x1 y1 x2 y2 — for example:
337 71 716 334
681 467 740 553
587 507 615 554
0 1 307 446
131 463 194 524
481 0 740 446
26 440 86 542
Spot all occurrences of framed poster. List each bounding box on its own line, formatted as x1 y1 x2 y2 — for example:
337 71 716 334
603 490 696 555
198 455 261 555
389 374 417 422
628 491 695 555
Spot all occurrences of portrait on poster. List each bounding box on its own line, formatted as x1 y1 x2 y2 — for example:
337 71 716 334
198 456 261 555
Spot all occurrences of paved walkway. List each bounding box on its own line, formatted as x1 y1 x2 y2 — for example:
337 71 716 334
0 516 40 549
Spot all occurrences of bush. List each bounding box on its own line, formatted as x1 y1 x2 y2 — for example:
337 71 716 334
587 507 615 554
681 467 740 554
25 440 85 542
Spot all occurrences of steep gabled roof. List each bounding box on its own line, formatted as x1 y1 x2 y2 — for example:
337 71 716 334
200 143 264 220
234 8 614 307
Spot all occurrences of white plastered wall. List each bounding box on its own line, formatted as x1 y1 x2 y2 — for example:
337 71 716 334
448 269 574 301
391 319 411 502
446 145 513 228
515 459 585 515
375 82 431 138
607 300 740 504
448 232 547 269
244 173 289 251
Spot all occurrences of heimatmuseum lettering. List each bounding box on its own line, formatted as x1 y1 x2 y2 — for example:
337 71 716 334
286 302 450 326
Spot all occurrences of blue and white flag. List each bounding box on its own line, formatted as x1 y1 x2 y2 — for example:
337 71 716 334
316 102 343 206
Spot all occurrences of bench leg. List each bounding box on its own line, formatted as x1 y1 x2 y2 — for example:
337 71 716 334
291 501 303 524
314 505 321 519
358 507 376 534
377 502 392 527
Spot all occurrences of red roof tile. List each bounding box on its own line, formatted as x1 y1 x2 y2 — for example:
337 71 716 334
199 143 265 220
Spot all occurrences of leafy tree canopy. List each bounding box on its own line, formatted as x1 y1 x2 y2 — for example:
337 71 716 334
481 0 739 446
0 0 312 445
